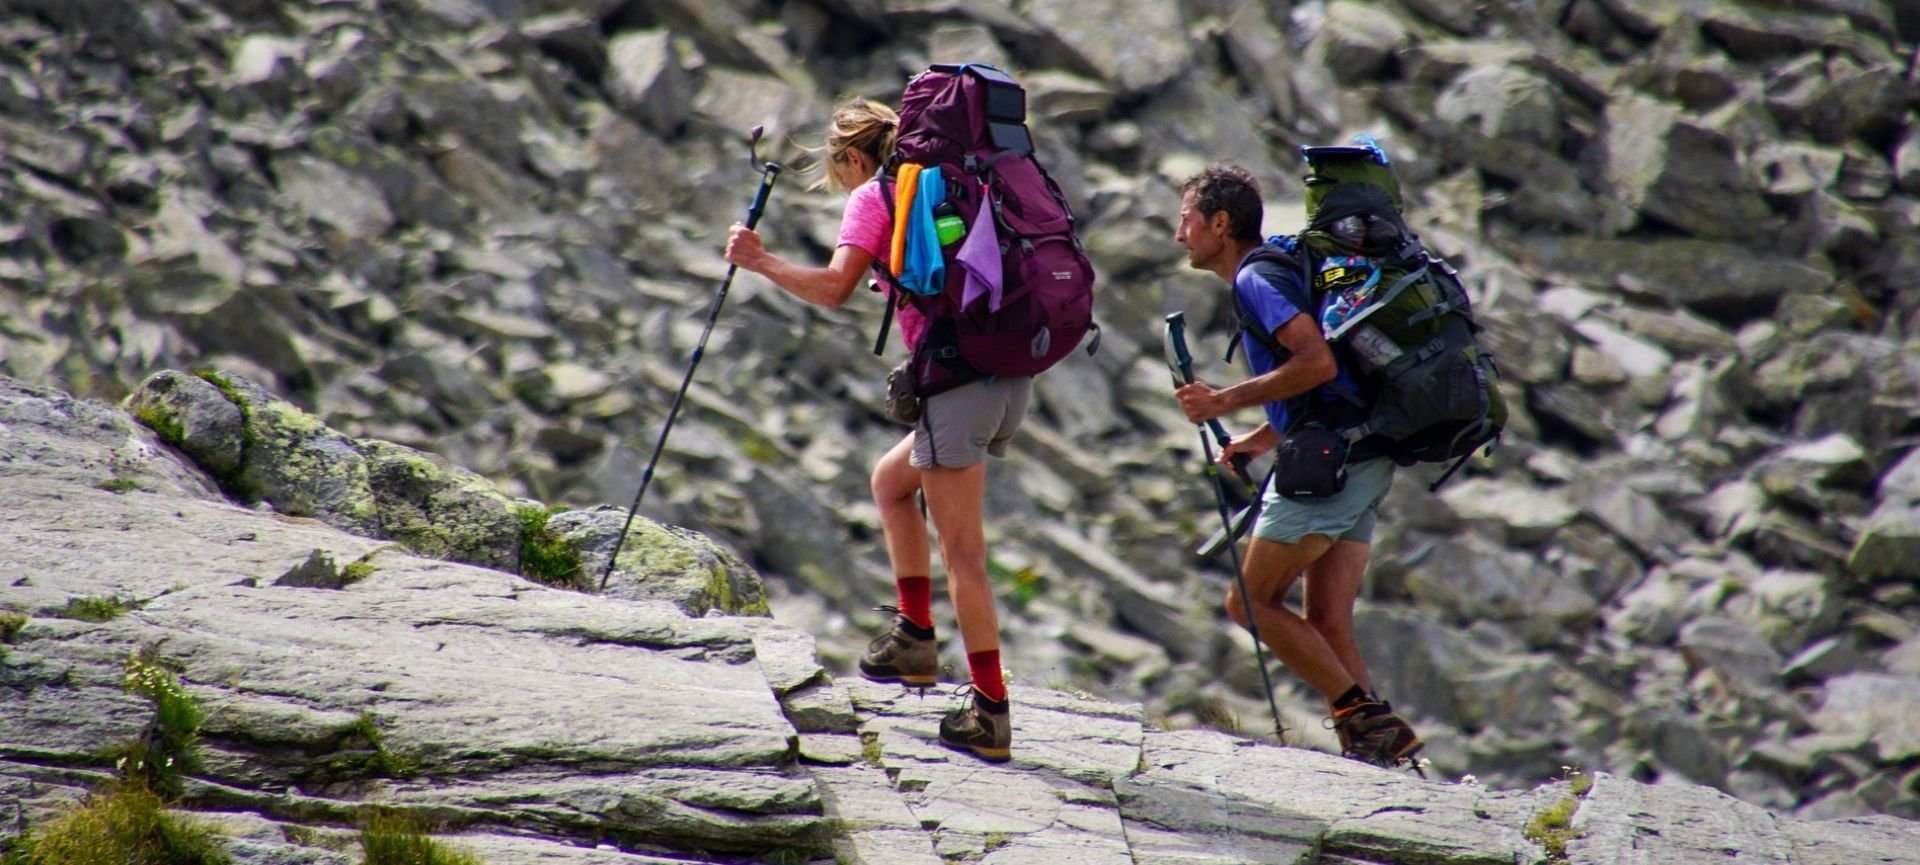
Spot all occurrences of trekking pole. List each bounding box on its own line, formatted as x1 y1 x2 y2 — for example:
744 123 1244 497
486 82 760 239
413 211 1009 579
599 127 783 592
1164 312 1287 743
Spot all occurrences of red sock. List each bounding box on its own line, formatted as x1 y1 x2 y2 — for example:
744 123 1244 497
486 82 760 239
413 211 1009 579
967 649 1006 703
896 576 933 630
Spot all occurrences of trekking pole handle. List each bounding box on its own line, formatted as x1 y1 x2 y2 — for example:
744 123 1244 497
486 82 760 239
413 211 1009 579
1164 312 1254 486
744 162 782 230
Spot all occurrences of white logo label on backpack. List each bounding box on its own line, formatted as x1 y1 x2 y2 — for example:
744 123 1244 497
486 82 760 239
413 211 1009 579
1051 271 1073 280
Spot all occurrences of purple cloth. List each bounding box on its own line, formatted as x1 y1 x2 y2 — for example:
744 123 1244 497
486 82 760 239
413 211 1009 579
956 188 1003 311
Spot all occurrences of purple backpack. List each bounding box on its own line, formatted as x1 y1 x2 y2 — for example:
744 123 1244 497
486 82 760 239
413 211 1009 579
874 64 1098 396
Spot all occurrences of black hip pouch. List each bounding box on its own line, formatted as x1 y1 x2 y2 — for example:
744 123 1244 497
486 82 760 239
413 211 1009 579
884 361 922 426
1274 424 1349 500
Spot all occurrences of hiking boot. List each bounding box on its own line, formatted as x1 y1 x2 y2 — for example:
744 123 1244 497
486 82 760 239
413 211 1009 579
1332 701 1423 769
858 608 938 687
938 687 1011 763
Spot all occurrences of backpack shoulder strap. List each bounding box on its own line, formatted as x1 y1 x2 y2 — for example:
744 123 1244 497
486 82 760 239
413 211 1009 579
1226 246 1302 362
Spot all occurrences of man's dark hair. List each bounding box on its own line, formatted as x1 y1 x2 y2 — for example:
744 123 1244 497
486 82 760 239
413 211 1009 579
1180 165 1263 243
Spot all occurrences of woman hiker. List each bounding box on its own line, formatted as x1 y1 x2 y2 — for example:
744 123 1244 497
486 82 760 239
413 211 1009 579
722 98 1025 763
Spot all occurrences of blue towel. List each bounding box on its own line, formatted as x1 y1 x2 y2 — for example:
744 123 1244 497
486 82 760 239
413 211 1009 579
899 166 945 296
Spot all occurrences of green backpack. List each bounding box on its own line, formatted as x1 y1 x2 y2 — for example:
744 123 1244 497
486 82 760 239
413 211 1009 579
1290 137 1506 489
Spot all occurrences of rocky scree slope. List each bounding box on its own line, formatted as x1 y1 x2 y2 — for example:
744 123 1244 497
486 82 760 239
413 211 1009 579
2 0 1920 819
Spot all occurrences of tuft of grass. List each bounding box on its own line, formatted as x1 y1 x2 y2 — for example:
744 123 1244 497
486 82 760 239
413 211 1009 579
1193 698 1242 736
1526 768 1593 862
96 477 141 494
1525 795 1580 860
858 732 883 768
359 812 484 865
121 652 205 798
325 713 419 780
57 596 128 623
5 781 230 865
0 611 25 642
342 549 385 585
514 505 583 589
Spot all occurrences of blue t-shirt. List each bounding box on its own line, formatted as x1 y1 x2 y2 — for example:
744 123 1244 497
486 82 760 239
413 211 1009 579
1232 248 1363 434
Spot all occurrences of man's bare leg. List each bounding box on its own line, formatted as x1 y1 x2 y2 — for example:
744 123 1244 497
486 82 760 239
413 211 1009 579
1304 539 1373 703
1226 534 1357 701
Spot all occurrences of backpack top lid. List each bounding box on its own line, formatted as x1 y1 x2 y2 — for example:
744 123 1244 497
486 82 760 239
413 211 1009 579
1302 133 1402 223
894 63 1032 167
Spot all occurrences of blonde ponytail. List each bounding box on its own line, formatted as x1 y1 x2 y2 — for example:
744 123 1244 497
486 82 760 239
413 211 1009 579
816 98 899 192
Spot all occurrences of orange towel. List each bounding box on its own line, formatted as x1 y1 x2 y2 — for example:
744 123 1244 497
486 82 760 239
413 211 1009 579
889 163 921 276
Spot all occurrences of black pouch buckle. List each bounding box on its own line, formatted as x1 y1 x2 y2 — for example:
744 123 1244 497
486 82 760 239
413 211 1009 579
1274 424 1349 500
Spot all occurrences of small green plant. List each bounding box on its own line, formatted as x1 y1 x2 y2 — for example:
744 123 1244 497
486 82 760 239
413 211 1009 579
986 559 1047 609
1525 768 1593 862
2 781 230 865
94 449 145 494
57 596 128 623
342 549 383 585
515 505 583 589
121 652 206 798
859 732 884 768
359 812 484 865
324 713 419 780
982 832 1011 851
96 477 141 493
737 431 782 465
0 611 25 641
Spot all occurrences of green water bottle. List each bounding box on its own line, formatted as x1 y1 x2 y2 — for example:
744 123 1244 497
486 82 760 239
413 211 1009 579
934 202 965 246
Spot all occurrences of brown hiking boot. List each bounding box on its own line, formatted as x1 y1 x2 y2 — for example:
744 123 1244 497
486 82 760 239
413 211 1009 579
1332 701 1424 770
938 687 1011 763
858 608 938 687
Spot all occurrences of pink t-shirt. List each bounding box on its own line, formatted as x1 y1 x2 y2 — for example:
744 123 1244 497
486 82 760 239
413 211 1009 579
837 180 927 353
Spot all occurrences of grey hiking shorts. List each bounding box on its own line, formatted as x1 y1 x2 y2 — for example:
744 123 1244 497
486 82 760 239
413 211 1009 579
1253 456 1394 545
912 376 1033 469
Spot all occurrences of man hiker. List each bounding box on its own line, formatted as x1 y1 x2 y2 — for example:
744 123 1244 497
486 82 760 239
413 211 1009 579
1170 164 1422 769
723 97 1023 762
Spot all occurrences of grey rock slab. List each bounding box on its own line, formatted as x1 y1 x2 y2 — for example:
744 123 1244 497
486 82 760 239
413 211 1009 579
1810 674 1920 762
1439 477 1578 544
1848 504 1920 581
1569 772 1796 865
1602 95 1770 240
1029 523 1205 659
846 679 1143 785
1677 616 1785 691
125 370 247 480
1524 237 1832 323
835 829 943 865
750 623 828 695
554 506 770 617
376 768 827 853
0 378 224 502
271 154 396 240
605 29 689 135
1781 814 1920 865
1022 0 1191 94
1123 729 1554 865
781 681 860 734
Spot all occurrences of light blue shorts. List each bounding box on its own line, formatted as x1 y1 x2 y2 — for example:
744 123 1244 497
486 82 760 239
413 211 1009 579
1252 457 1394 545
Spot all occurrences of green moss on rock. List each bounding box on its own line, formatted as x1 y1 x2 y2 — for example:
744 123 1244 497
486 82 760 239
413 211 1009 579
516 505 585 589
